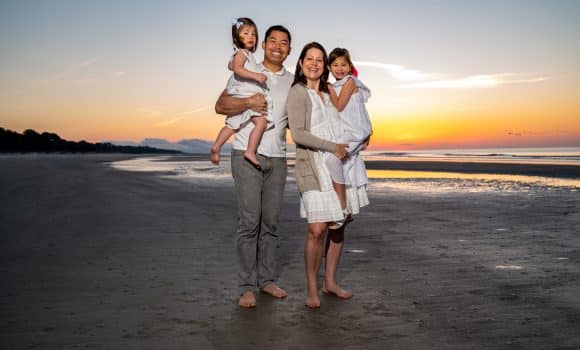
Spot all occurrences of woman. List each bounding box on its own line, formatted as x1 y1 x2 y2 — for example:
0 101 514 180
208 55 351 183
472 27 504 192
287 42 369 308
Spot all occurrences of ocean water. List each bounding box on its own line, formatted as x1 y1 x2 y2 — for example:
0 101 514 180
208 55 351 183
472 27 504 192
360 147 580 193
362 147 580 165
110 147 580 194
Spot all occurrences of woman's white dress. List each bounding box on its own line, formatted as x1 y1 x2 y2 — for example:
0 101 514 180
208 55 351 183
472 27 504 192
225 48 274 130
300 89 369 223
324 75 373 188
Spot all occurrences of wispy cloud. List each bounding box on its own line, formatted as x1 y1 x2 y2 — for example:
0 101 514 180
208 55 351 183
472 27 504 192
153 105 210 127
402 73 548 89
154 116 185 127
40 57 100 84
78 58 98 68
353 61 442 81
353 60 548 89
175 105 210 116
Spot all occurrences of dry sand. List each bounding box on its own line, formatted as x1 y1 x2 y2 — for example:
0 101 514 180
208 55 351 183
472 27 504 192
1 154 579 349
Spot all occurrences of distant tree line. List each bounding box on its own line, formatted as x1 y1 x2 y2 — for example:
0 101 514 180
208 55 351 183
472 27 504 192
0 127 181 154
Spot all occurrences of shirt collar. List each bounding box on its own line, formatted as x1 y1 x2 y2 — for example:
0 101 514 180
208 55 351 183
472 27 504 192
259 63 287 76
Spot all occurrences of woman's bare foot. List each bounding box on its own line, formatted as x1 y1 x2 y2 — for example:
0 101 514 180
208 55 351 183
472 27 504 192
243 152 262 170
261 283 287 298
238 291 256 308
322 284 353 299
210 146 220 165
305 294 321 308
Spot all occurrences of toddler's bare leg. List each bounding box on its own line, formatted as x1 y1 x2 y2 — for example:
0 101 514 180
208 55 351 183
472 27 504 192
244 116 268 170
210 126 235 165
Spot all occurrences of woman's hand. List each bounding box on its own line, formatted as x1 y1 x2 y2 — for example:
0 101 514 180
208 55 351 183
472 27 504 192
334 143 348 160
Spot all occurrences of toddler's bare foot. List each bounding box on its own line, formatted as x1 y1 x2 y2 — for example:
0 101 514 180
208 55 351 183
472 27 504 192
243 152 262 170
210 146 220 165
261 283 287 298
238 291 256 308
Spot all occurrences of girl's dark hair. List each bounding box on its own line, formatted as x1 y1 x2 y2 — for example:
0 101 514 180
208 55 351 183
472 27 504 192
292 42 329 93
328 47 354 73
232 17 258 52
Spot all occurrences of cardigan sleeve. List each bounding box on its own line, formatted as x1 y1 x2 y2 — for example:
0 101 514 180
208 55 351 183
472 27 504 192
286 85 336 153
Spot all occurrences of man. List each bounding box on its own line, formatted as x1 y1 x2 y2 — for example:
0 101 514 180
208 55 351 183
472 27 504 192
214 25 292 308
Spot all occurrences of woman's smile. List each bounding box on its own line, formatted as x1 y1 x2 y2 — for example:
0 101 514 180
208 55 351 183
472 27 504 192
301 48 325 81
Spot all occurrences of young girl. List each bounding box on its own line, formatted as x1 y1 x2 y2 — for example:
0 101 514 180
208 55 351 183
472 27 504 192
326 48 373 229
210 17 272 170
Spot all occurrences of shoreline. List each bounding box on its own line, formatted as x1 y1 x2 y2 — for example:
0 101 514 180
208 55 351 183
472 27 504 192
3 152 580 179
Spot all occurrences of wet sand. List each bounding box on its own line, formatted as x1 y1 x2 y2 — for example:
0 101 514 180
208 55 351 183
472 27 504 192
1 154 580 349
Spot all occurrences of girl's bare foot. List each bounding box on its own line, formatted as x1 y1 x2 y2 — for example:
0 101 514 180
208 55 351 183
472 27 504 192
322 284 353 299
305 294 321 308
238 291 256 308
210 146 220 165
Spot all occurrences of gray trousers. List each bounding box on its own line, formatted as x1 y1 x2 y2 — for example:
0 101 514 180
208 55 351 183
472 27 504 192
231 150 287 293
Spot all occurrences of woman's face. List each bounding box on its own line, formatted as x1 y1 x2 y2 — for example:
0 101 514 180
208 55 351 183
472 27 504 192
299 48 324 81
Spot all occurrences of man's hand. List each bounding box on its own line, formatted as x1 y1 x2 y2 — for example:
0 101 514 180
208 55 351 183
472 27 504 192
246 93 267 115
215 90 268 116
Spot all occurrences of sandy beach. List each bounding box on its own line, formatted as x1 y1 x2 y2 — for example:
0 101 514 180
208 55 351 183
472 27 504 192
1 154 580 349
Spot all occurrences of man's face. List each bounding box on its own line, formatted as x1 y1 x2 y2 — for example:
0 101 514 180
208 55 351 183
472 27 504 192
262 30 290 66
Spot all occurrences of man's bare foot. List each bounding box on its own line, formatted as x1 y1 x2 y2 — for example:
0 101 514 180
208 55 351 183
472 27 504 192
322 284 353 299
243 152 262 170
305 294 321 308
210 146 220 165
238 291 256 308
260 283 287 298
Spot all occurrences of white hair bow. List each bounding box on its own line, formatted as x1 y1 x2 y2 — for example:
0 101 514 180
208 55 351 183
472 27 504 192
232 19 243 30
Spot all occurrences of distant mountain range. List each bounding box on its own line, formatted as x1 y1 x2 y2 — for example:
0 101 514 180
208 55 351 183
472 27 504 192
106 138 231 154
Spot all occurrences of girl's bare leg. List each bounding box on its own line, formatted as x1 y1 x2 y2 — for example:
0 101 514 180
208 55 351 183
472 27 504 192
244 116 268 169
323 225 353 299
210 126 235 165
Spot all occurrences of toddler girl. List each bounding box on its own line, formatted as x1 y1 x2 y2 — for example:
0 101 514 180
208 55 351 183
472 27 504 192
326 48 373 228
210 17 272 170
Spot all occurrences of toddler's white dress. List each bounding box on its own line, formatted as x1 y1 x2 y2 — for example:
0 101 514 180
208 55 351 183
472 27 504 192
225 48 273 130
325 75 373 189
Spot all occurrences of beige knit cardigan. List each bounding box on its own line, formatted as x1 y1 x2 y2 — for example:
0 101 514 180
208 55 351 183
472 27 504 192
286 83 337 193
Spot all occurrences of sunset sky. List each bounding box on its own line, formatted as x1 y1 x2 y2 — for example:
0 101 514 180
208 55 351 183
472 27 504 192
1 0 579 150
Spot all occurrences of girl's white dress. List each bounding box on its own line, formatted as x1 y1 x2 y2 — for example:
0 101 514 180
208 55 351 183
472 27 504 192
300 89 369 223
324 75 373 188
225 48 273 130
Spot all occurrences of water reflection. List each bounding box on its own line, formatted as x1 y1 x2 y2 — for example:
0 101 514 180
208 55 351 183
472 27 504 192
367 169 580 193
110 157 580 193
